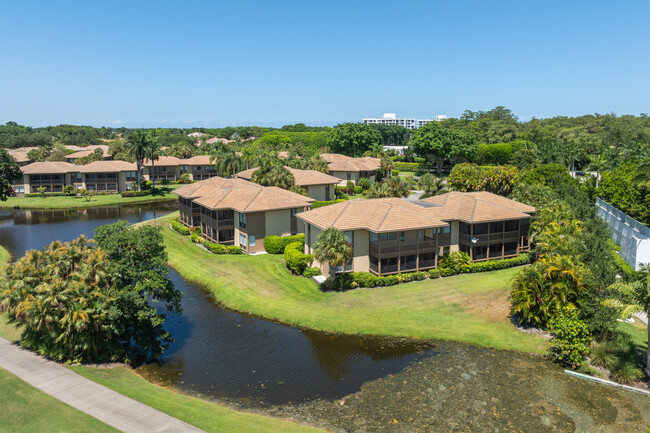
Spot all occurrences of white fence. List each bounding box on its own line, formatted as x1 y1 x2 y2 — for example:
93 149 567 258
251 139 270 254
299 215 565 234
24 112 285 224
596 198 650 271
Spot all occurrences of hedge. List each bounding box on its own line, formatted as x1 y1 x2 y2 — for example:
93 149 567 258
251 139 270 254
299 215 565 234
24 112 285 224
284 241 313 275
323 254 531 290
311 199 346 209
24 191 115 197
170 218 190 235
121 190 152 197
394 162 434 172
264 234 305 254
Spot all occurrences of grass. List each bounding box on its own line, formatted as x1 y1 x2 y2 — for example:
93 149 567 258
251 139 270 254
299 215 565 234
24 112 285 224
1 186 180 209
154 212 548 354
71 366 323 433
618 317 649 352
0 367 119 433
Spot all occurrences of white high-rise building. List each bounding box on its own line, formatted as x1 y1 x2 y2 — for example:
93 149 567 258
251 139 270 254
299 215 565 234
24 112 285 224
363 113 446 129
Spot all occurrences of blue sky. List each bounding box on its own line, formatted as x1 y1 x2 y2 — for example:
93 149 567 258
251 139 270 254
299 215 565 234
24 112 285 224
1 1 648 127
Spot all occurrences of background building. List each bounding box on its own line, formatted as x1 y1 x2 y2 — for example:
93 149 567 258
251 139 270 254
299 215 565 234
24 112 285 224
363 113 447 130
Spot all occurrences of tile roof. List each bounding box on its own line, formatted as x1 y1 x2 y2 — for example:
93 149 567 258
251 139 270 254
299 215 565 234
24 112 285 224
184 155 213 165
66 145 111 159
321 154 381 172
144 156 185 166
419 191 536 223
77 160 136 173
21 161 78 174
8 151 30 163
297 198 448 233
174 176 314 212
235 166 340 186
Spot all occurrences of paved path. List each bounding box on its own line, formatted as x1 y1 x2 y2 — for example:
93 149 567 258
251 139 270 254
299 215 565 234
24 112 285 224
0 337 204 433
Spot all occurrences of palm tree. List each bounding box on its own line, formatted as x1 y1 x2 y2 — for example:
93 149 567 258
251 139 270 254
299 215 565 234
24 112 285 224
633 160 650 188
418 173 448 198
251 159 295 189
604 266 650 377
127 131 150 191
586 154 609 188
364 143 385 158
313 228 352 282
380 155 395 178
146 134 161 189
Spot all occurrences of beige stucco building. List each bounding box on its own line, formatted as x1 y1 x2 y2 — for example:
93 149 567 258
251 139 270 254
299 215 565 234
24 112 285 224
298 192 535 276
174 177 314 254
235 166 339 201
321 153 380 186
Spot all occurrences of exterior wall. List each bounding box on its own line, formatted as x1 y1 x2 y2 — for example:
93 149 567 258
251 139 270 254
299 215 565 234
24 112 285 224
265 209 292 237
236 211 266 254
597 198 650 270
24 173 72 194
449 221 460 252
190 165 218 181
352 229 369 272
304 184 334 201
329 171 377 186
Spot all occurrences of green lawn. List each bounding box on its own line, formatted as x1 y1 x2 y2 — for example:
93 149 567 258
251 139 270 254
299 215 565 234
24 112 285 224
71 367 322 433
0 367 119 433
154 212 548 354
618 317 649 351
1 186 180 209
0 243 10 266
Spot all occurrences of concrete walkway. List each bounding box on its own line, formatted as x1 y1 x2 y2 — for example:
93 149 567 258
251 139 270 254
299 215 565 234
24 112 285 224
0 337 204 433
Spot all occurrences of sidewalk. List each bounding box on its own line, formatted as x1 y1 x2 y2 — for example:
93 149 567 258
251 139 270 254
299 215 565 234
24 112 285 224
0 337 204 433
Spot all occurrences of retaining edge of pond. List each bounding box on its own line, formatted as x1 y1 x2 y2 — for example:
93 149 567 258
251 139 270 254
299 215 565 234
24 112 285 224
564 370 650 397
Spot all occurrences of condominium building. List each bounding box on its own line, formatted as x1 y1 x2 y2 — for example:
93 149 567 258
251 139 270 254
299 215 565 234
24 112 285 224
320 153 381 186
235 166 339 201
298 191 535 276
174 177 314 254
363 113 447 130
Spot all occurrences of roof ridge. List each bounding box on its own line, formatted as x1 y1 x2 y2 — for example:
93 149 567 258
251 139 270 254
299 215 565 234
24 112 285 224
242 188 264 212
330 200 352 227
376 200 393 231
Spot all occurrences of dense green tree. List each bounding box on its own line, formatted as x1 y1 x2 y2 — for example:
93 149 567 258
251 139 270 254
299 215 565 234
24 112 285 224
448 163 520 196
251 158 294 189
410 121 477 174
328 123 383 156
27 146 51 162
74 148 104 165
94 221 181 363
418 173 448 198
1 147 23 200
313 228 353 282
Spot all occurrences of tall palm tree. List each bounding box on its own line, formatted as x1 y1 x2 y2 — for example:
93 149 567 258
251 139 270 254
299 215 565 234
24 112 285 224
313 228 352 282
586 154 609 188
364 143 385 158
127 131 150 191
633 160 650 188
146 134 161 189
251 159 295 189
604 266 650 377
380 155 395 178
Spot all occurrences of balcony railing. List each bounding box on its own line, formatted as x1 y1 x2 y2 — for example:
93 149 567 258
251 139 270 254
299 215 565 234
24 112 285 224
369 239 437 255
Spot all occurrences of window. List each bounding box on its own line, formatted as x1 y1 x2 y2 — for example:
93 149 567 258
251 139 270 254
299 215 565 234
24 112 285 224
504 220 519 232
418 230 424 240
240 233 246 247
291 208 297 217
490 222 503 233
489 243 502 258
345 231 353 243
460 222 470 234
307 224 311 246
442 246 450 256
442 225 450 234
249 235 256 247
239 213 247 228
473 223 488 235
389 232 397 241
370 232 379 242
504 241 518 256
347 172 351 181
400 232 405 242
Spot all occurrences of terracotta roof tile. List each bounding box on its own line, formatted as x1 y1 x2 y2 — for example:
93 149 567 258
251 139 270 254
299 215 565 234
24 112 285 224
20 161 78 174
77 161 136 173
235 166 339 186
419 191 535 223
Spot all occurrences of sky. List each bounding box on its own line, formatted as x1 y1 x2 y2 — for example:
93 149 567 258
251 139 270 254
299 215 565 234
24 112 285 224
1 0 649 128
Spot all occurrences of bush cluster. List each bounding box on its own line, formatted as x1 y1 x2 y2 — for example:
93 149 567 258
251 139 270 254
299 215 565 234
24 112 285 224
121 190 152 198
548 309 591 369
264 234 305 254
302 267 321 278
322 254 531 290
24 191 115 197
170 218 190 235
311 199 346 209
284 241 313 275
394 162 432 172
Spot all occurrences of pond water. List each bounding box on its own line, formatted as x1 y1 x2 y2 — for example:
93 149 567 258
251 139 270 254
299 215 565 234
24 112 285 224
0 203 433 406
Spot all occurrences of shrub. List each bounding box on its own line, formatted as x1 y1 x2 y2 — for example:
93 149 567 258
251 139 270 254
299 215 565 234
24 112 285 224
63 185 76 195
397 271 426 283
439 268 455 277
303 267 321 278
548 309 591 369
161 179 171 186
610 362 643 384
141 180 153 190
284 241 313 275
121 190 152 197
179 173 191 184
346 180 355 192
428 269 441 278
438 251 471 273
204 242 227 254
312 199 346 209
460 254 531 273
170 218 190 235
264 234 305 254
227 245 243 254
190 231 202 243
354 185 363 194
358 177 371 190
392 169 400 176
394 162 431 171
